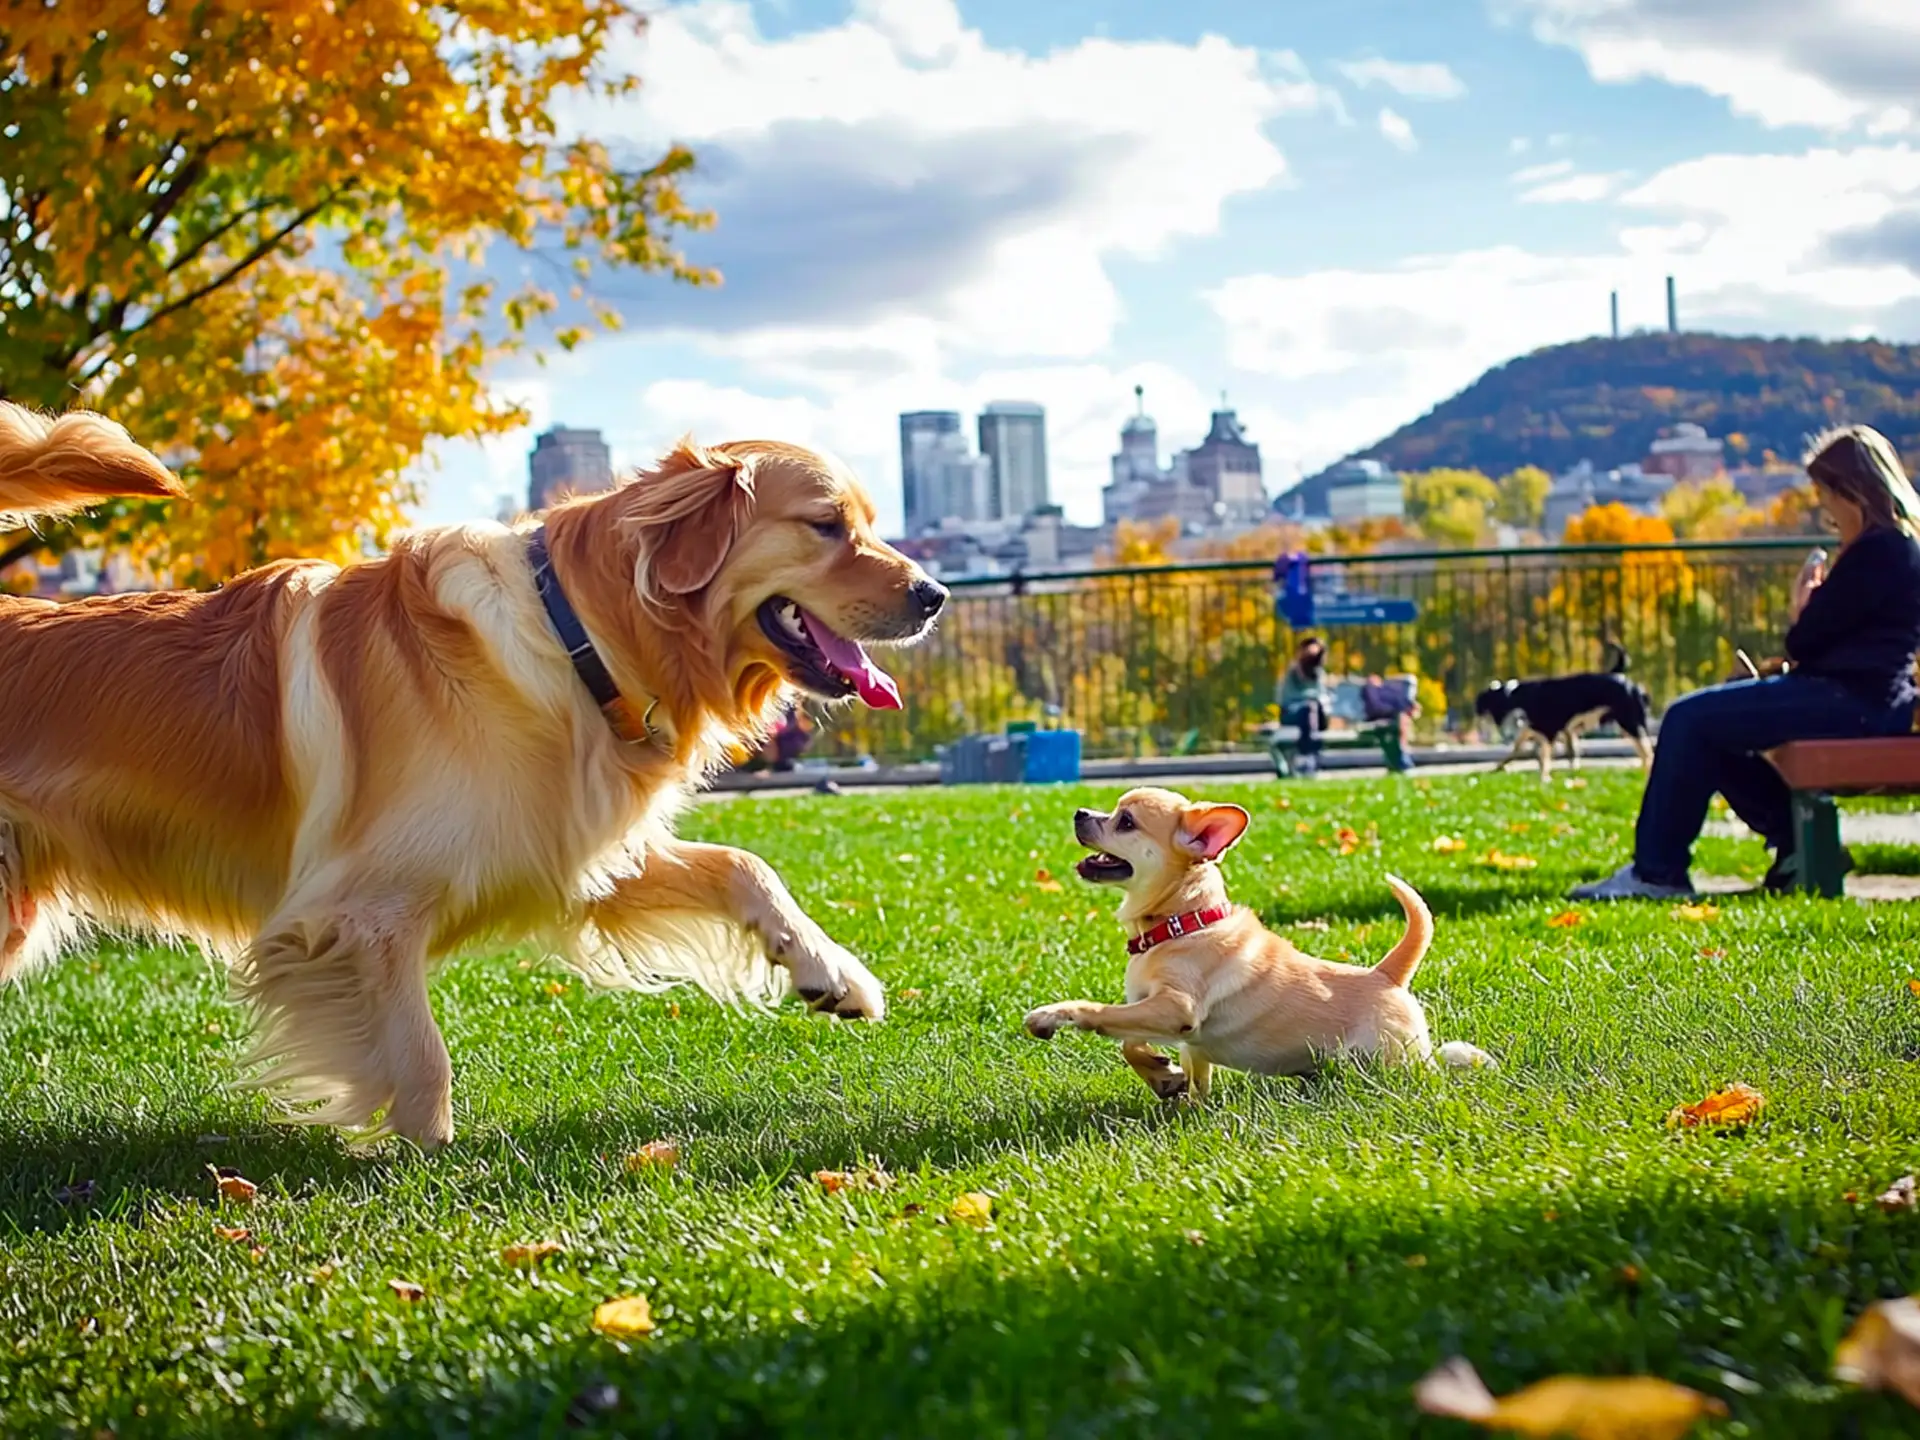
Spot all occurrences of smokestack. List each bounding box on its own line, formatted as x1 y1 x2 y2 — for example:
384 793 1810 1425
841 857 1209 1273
1666 275 1677 334
1610 290 1619 340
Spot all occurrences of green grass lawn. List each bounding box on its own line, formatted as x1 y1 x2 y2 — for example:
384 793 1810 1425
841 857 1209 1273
6 771 1920 1437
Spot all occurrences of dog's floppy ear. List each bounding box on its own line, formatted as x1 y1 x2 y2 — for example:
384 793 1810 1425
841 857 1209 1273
626 439 757 599
1176 803 1250 862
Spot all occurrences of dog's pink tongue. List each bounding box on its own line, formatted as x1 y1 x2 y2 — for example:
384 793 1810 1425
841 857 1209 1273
801 610 902 710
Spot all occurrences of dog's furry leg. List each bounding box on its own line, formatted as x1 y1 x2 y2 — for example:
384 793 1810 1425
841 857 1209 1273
1025 987 1198 1043
237 895 450 1149
1566 728 1583 771
590 841 884 1020
1492 730 1530 774
1536 733 1554 784
1181 1045 1213 1101
1121 1039 1189 1099
0 819 63 983
1629 730 1654 770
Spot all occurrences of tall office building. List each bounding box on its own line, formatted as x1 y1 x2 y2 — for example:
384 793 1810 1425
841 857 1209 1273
977 401 1049 520
900 410 995 534
899 411 960 535
528 426 614 511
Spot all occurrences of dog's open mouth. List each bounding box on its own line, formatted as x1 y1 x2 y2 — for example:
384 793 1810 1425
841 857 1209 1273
757 598 902 710
1076 851 1134 883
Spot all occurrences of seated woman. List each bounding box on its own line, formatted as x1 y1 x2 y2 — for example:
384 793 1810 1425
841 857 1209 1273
1278 635 1332 777
1573 425 1920 900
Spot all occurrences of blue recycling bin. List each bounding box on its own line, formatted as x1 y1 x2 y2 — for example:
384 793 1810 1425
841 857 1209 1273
1022 730 1082 784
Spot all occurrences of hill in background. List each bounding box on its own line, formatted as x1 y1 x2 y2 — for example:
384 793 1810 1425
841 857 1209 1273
1285 332 1920 513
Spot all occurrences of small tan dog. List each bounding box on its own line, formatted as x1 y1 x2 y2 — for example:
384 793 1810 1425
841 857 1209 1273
1024 788 1487 1098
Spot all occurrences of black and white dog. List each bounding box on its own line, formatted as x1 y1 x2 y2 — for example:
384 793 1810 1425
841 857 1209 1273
1474 643 1654 781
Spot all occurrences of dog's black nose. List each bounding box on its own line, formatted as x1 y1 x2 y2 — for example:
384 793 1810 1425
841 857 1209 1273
1076 808 1099 825
908 578 948 619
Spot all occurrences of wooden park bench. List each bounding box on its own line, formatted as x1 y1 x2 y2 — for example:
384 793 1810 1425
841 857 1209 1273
1766 737 1920 896
1270 677 1414 778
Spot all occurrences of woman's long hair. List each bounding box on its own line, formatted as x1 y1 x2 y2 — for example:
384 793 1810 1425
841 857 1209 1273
1804 425 1920 538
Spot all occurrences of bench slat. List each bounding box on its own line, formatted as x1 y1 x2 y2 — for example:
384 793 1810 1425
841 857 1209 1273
1766 738 1920 793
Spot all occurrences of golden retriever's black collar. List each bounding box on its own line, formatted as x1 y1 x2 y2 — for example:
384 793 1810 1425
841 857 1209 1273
1127 905 1231 956
527 526 660 746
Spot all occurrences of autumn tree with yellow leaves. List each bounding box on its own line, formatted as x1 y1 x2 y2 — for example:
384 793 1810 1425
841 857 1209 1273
0 0 712 582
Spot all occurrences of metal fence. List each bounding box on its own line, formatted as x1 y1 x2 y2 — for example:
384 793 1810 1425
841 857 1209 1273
815 538 1818 762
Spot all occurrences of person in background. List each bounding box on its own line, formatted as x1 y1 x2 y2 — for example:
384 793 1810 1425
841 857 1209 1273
767 703 814 772
1573 424 1920 899
1361 672 1419 771
1278 635 1332 777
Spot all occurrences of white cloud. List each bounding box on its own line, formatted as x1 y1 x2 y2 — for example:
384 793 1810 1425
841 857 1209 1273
1520 170 1630 203
1510 159 1576 184
541 0 1327 378
1377 107 1418 152
1509 136 1531 154
1503 0 1920 134
1336 57 1467 100
1207 144 1920 465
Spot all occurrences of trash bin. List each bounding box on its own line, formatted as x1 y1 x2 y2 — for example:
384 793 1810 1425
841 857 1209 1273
1023 730 1082 783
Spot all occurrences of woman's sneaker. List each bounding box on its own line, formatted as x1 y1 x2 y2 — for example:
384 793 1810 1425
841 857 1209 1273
1569 863 1697 901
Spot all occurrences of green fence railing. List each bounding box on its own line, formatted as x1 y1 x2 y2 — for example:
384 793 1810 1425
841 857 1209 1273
815 537 1819 763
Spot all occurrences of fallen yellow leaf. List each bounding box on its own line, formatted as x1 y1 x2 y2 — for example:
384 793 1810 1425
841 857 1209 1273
214 1224 251 1242
623 1140 679 1174
1431 835 1468 854
248 1245 267 1263
1907 979 1920 998
1546 910 1584 929
1034 868 1063 893
1483 849 1538 871
1671 902 1719 923
308 1264 335 1284
1565 777 1588 789
1836 1296 1920 1408
501 1240 565 1268
899 987 924 1001
592 1295 656 1338
950 1192 994 1226
208 1166 258 1204
388 1279 425 1303
813 1162 892 1194
1877 1175 1918 1213
544 980 569 997
1415 1356 1726 1439
1665 1082 1765 1129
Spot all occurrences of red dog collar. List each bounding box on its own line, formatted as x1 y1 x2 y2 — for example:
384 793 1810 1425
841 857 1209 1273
1127 905 1232 956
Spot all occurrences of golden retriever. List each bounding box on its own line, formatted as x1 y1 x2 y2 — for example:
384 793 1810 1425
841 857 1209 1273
1022 789 1491 1098
0 402 945 1147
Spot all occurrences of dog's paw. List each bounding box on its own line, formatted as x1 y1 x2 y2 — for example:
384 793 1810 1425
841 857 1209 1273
1148 1069 1190 1100
791 937 886 1021
1024 1005 1069 1040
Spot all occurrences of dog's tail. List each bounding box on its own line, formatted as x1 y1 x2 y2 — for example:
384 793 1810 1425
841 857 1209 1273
1372 873 1434 989
0 401 183 523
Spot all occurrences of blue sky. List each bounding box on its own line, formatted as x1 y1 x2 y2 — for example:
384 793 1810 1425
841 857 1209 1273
421 0 1920 534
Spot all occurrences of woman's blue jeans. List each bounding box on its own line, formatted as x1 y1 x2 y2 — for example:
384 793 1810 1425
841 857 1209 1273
1282 701 1326 758
1635 673 1912 886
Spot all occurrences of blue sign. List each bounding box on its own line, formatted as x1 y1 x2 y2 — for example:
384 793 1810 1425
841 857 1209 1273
1271 550 1418 627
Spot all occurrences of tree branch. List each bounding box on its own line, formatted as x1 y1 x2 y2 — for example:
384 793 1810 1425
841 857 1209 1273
113 186 352 346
